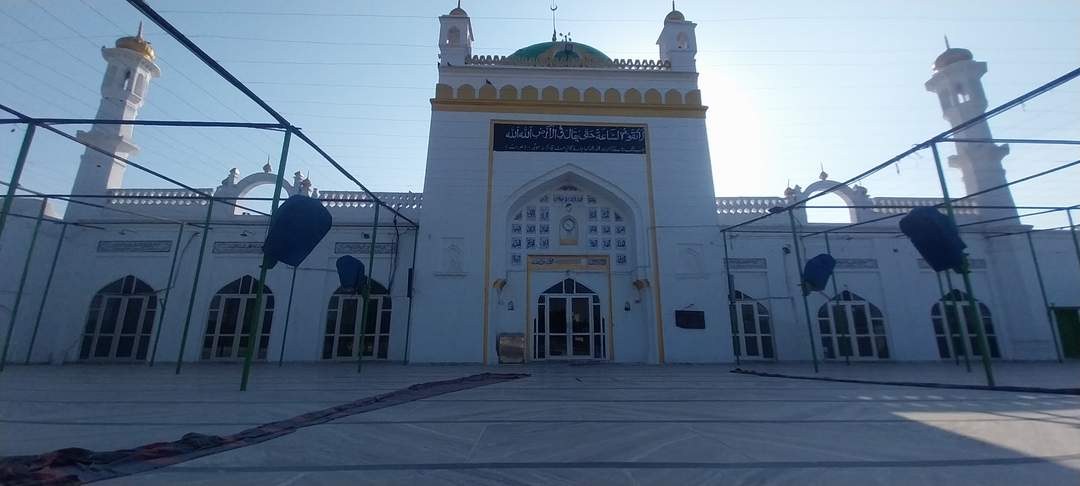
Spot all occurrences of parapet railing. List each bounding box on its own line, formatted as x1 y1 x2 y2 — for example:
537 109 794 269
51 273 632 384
319 191 423 210
871 197 979 215
715 197 787 215
107 188 213 206
464 55 671 71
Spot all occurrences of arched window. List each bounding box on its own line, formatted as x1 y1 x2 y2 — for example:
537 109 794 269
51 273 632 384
676 32 689 49
534 278 605 359
931 290 1000 359
509 183 633 269
202 276 274 360
80 275 158 360
446 26 461 46
817 290 889 360
730 290 774 359
322 280 392 360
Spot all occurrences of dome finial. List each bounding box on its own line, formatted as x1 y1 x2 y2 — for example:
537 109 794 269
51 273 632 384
115 21 156 61
550 0 559 42
944 34 950 49
819 163 828 181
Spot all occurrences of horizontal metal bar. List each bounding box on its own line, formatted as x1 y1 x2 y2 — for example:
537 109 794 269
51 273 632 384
942 137 1080 146
0 118 287 130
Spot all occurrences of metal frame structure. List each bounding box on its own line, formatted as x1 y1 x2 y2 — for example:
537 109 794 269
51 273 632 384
0 0 1076 392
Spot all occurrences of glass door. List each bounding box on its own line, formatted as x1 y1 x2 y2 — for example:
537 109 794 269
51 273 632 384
534 278 606 360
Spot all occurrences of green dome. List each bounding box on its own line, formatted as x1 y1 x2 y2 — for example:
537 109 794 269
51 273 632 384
506 41 614 68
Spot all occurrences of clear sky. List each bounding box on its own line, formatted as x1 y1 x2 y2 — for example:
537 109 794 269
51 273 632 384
1 0 1078 225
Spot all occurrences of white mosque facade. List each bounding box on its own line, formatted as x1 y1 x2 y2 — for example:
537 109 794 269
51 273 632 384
1 6 1079 367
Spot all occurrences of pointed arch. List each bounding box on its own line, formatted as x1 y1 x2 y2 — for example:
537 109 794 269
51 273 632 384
456 84 476 99
562 87 581 102
534 277 605 359
664 89 683 105
816 290 889 360
80 275 158 361
520 85 539 101
643 89 662 104
202 275 274 360
931 290 1001 359
498 85 518 100
478 83 497 100
603 88 622 103
435 83 454 100
504 165 642 270
624 88 642 104
583 87 602 103
541 85 560 101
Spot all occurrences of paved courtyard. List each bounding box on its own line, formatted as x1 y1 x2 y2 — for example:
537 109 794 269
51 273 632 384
2 362 1080 485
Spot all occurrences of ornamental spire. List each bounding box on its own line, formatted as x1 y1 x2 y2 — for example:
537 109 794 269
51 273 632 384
550 0 558 42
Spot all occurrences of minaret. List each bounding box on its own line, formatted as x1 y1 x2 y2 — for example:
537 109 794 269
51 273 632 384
656 2 697 72
924 42 1016 222
438 2 473 66
68 24 160 218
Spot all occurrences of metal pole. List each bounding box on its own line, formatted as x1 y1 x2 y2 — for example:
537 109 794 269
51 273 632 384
943 270 972 371
930 142 994 386
721 230 740 366
0 197 46 371
823 232 849 365
149 223 186 366
358 203 380 373
1025 232 1062 362
24 222 66 364
277 266 298 366
788 210 819 373
175 198 214 374
240 130 292 391
403 226 419 364
0 125 35 244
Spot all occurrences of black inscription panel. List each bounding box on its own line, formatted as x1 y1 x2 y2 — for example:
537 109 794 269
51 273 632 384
493 123 646 154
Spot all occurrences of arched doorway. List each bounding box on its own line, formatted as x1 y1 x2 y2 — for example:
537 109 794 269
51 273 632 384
80 275 158 360
931 290 1001 359
322 280 392 360
534 277 606 359
817 290 890 360
730 290 775 359
202 276 274 360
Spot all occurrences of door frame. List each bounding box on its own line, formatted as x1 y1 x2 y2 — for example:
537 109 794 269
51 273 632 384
203 292 272 360
525 254 614 361
819 297 889 360
82 292 157 361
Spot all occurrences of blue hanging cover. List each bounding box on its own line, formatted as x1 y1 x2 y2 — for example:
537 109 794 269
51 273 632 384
899 206 967 272
336 255 365 293
802 253 836 296
262 195 333 269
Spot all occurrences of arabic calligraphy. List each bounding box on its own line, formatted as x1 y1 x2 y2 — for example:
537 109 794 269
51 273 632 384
493 123 646 154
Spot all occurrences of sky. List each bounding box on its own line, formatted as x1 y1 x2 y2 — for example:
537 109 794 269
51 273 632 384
0 0 1078 225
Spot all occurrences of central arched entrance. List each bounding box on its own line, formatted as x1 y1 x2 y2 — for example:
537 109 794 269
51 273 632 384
534 277 606 360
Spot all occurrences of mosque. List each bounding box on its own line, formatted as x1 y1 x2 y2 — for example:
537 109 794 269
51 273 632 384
1 4 1078 367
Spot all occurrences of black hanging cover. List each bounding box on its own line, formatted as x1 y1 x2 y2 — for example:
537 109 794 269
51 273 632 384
802 253 836 296
262 194 333 268
336 255 365 293
899 206 967 272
